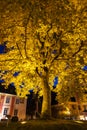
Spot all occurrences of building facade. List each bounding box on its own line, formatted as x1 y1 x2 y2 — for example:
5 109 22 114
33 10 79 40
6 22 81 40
67 101 87 120
0 93 27 121
52 100 87 120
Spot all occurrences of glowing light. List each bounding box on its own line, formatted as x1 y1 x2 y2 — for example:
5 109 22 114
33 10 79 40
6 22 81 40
63 110 70 115
21 121 27 124
79 115 87 120
74 120 83 124
64 107 71 115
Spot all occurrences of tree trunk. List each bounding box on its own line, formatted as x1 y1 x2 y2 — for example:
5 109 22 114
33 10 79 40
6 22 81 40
41 77 51 119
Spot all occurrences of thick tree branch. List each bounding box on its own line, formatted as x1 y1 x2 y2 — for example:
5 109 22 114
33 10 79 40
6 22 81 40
16 42 23 58
72 40 83 57
24 13 32 59
37 33 45 50
36 67 41 77
51 41 62 64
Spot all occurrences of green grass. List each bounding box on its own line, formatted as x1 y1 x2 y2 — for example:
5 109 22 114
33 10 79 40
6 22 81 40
0 119 87 130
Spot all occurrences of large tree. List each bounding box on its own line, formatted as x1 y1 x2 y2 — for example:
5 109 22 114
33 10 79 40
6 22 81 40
0 0 87 118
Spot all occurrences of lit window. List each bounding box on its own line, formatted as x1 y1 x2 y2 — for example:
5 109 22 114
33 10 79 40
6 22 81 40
83 105 87 111
14 109 18 116
6 97 10 103
3 108 9 115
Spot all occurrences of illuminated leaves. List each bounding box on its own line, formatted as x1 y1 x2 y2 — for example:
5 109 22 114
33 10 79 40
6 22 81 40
0 0 87 99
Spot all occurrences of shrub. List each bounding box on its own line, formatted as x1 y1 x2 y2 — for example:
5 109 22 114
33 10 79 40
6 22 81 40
11 116 18 122
1 119 8 122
